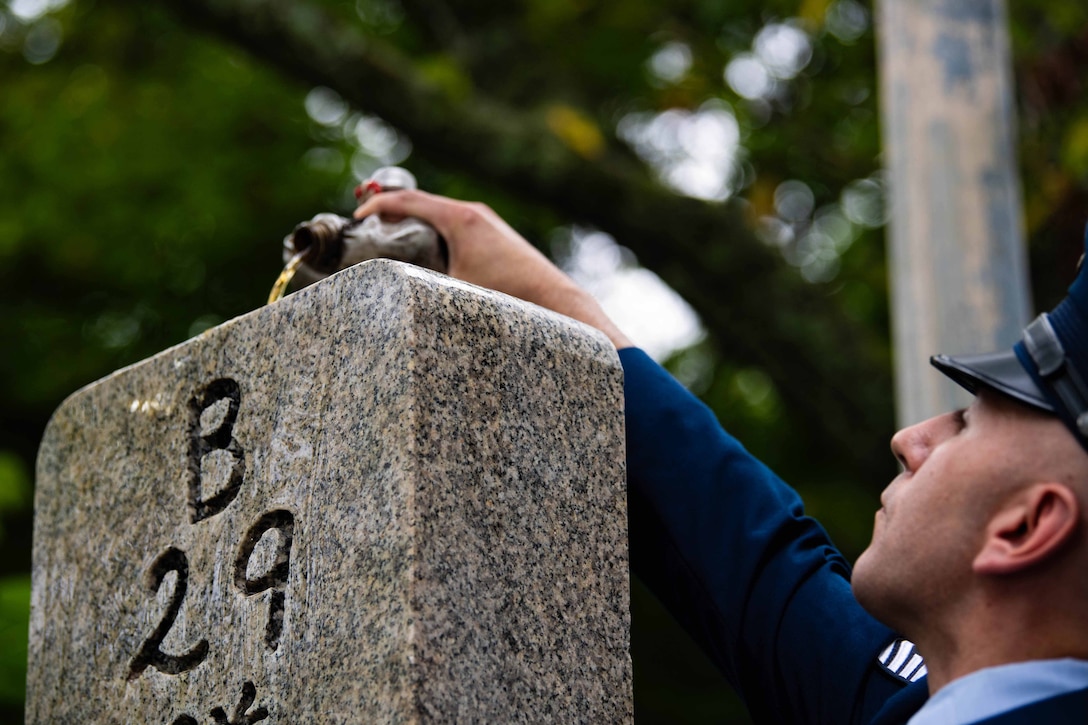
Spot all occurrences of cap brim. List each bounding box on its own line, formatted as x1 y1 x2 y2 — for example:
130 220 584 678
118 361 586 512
930 350 1055 413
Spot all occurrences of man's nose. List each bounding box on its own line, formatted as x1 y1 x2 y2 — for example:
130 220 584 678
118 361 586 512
889 421 932 474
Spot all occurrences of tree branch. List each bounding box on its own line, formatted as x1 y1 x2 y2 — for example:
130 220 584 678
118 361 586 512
144 0 897 483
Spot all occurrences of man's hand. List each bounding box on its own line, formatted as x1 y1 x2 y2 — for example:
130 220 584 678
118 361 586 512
354 190 632 349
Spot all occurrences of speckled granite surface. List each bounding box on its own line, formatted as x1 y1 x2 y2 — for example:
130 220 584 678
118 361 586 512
27 260 631 724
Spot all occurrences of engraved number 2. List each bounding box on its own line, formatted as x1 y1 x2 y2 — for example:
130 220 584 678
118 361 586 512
127 547 209 681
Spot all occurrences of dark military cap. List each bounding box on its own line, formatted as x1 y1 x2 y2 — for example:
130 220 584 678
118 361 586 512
931 228 1088 452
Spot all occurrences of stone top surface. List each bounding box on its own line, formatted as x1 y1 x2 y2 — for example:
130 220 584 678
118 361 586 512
28 260 631 724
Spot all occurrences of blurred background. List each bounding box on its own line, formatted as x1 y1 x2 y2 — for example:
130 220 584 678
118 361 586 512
1 0 1087 721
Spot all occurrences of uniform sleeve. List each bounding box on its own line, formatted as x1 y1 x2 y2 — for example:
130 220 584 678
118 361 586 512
620 347 912 724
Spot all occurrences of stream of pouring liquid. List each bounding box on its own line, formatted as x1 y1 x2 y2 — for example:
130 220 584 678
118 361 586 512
267 251 307 304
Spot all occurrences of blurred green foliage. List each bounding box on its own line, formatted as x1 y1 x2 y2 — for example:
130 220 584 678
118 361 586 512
0 575 30 708
0 452 30 516
1 0 1086 722
0 453 29 713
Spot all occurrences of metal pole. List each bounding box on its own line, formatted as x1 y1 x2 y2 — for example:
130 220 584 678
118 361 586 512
876 0 1031 426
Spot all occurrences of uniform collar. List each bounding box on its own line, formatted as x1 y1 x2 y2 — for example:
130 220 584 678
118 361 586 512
905 658 1088 725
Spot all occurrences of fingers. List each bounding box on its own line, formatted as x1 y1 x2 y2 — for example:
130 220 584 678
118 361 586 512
353 189 526 265
353 189 455 232
351 188 630 348
352 188 544 287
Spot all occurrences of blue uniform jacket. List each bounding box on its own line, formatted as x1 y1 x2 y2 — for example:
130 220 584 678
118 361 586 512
619 348 1088 724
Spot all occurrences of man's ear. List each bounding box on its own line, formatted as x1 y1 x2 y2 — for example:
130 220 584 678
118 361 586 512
973 483 1081 575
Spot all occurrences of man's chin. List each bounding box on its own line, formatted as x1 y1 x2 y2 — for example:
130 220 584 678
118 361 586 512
851 550 912 635
850 548 879 613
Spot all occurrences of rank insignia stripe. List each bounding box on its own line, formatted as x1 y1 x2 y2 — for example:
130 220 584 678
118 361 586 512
879 638 928 683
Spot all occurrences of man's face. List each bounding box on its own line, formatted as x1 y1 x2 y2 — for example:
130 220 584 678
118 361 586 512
852 389 1080 632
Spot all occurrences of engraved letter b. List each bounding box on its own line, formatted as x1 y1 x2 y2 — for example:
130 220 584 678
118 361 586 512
188 378 245 523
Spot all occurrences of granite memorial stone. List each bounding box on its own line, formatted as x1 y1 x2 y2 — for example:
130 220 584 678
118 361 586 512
27 260 632 723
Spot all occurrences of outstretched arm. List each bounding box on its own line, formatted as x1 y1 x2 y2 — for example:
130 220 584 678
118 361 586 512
620 348 913 723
